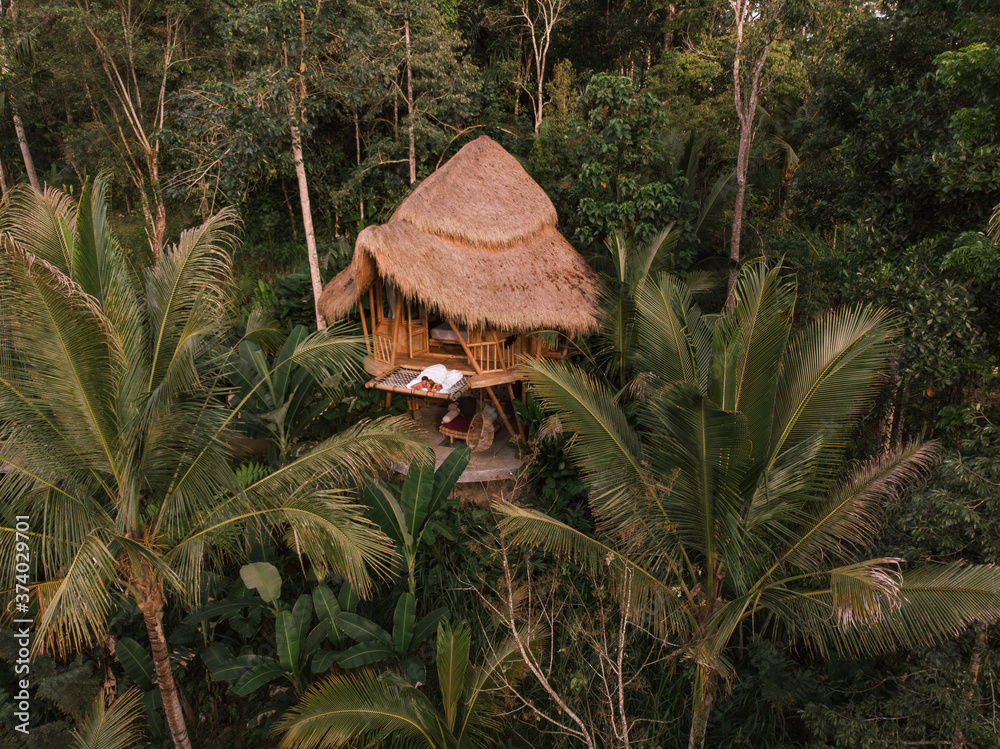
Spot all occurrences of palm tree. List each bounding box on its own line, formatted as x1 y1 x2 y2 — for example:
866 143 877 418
498 261 1000 749
276 620 530 748
0 178 421 748
73 688 146 749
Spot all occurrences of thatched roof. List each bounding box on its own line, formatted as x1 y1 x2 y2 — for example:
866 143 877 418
319 135 597 336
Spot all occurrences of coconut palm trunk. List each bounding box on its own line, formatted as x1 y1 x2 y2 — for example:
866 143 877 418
688 666 717 749
135 571 192 749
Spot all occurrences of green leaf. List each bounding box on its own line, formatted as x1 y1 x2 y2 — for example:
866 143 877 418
401 655 426 687
401 457 435 545
411 608 449 650
312 584 341 622
115 637 155 693
292 594 313 649
337 641 397 669
336 612 392 645
182 596 263 623
240 562 282 604
436 620 470 732
233 661 288 696
393 592 416 655
229 604 263 639
277 609 302 673
362 481 411 548
311 648 339 674
212 654 272 682
141 689 165 742
199 643 233 679
428 446 470 528
304 619 331 657
338 582 359 614
313 584 345 647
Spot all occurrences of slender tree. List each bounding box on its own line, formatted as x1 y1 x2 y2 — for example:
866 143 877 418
517 0 567 136
0 178 420 748
63 0 186 261
499 261 1000 749
726 0 780 307
0 3 41 189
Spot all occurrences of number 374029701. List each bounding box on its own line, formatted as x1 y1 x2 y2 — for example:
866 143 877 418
14 516 30 607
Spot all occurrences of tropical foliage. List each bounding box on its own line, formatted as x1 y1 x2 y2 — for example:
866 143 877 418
2 0 1000 745
276 620 533 749
498 262 1000 748
0 178 419 747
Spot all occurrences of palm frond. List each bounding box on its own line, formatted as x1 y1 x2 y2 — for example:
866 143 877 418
239 306 285 350
640 385 751 586
275 670 446 749
781 441 941 573
276 493 396 597
765 563 1000 659
708 260 794 472
145 208 238 394
691 168 735 241
0 246 122 482
1 183 77 272
437 620 470 732
496 502 691 636
34 533 120 657
827 558 904 627
459 627 543 747
770 304 897 465
286 323 368 390
635 222 681 281
633 274 704 389
244 415 421 498
524 359 647 516
73 687 146 749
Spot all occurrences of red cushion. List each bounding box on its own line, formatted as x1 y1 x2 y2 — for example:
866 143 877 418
442 413 473 433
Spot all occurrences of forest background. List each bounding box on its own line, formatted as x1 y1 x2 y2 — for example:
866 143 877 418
2 0 1000 746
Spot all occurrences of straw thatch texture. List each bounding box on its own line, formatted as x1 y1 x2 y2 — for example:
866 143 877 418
317 262 360 321
356 221 595 335
318 135 597 335
390 136 558 248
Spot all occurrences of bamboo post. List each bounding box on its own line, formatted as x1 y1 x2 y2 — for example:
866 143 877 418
447 319 518 440
487 330 508 371
507 382 527 440
358 294 371 354
389 290 402 367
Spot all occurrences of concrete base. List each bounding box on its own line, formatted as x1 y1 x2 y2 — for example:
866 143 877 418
394 403 524 483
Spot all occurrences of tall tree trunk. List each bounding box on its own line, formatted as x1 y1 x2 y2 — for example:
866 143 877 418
354 110 364 222
404 19 415 185
136 577 192 749
11 104 39 190
727 119 752 308
293 9 325 331
289 110 326 331
0 155 9 203
725 0 772 309
519 0 566 137
687 665 718 749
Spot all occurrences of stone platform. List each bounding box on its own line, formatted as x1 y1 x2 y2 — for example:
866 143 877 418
393 403 524 483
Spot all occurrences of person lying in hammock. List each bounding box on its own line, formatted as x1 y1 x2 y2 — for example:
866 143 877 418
411 376 443 392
